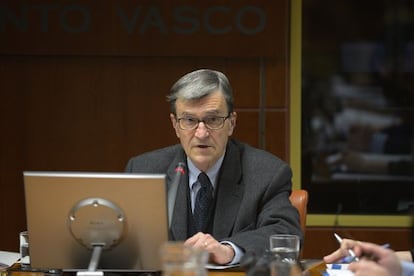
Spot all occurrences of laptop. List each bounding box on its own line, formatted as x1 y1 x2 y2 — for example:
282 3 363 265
23 171 168 272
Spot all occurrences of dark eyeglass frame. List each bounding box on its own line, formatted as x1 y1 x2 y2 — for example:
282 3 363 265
175 114 231 130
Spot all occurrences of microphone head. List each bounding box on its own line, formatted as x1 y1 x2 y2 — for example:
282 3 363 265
175 162 186 175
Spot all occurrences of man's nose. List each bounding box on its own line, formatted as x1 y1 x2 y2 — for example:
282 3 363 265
194 122 210 138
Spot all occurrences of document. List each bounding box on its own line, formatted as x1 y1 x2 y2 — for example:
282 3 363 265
304 262 354 276
0 251 20 270
325 264 354 276
205 263 240 270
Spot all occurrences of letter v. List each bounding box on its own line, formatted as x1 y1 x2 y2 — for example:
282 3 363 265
117 5 141 34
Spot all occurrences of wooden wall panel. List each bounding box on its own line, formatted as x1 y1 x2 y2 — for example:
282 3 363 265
227 60 261 108
265 112 288 161
1 57 274 169
265 59 288 107
233 111 260 147
303 227 413 259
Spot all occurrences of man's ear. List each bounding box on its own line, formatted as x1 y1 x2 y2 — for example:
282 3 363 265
170 113 180 138
231 112 237 127
228 112 237 135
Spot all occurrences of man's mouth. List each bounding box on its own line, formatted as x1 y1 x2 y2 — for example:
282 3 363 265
197 145 209 149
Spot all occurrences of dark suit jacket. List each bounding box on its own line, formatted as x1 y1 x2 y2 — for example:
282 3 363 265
125 139 303 257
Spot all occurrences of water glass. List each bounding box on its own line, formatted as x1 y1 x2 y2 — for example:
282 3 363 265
270 258 302 276
269 234 300 264
160 242 208 276
19 231 30 266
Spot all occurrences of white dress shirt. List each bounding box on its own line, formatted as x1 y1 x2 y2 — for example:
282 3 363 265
402 261 414 276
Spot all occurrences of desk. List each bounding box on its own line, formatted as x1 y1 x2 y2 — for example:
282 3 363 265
5 260 322 276
8 271 244 276
5 262 246 276
5 261 322 276
6 260 322 276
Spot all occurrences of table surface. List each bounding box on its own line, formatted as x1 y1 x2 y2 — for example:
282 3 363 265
6 259 322 276
8 271 244 276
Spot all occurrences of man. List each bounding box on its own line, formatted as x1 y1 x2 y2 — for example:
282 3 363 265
125 69 302 265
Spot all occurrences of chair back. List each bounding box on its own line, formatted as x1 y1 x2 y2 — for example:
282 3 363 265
289 189 309 234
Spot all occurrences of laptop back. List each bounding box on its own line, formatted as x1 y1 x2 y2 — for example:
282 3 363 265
23 171 168 271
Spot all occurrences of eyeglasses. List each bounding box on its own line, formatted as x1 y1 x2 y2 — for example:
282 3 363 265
176 114 231 130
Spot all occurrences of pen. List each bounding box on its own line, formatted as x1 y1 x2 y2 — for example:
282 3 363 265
334 233 360 262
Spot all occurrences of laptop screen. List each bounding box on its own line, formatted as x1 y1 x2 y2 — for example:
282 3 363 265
23 171 168 271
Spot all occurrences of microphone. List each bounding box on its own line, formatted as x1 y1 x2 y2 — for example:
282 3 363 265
333 203 342 232
167 162 186 227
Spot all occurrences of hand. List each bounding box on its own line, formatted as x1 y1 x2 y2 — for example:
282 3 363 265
347 242 402 276
323 238 363 263
324 240 402 276
184 232 235 265
348 259 400 276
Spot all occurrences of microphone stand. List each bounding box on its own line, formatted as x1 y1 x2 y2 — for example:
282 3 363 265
77 245 105 276
167 162 186 227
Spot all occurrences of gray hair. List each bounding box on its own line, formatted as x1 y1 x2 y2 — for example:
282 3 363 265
167 69 234 114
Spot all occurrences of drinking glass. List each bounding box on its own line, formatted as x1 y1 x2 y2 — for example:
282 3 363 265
19 231 30 267
160 242 208 276
269 234 300 264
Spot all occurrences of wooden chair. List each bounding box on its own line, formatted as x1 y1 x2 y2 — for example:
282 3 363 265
289 189 309 234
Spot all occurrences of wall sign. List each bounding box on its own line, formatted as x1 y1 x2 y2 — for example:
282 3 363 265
0 0 288 56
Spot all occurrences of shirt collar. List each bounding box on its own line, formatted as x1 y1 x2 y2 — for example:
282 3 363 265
187 152 225 190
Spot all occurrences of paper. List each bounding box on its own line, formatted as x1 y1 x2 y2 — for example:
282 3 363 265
325 264 354 276
205 263 240 270
0 251 20 269
325 269 354 276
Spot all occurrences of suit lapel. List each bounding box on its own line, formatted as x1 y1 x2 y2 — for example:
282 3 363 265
213 141 244 238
